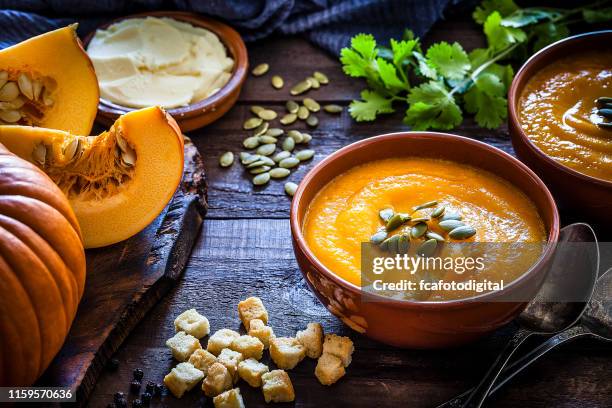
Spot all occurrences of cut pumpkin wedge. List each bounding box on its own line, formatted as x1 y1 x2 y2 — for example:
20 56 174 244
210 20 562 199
0 106 184 248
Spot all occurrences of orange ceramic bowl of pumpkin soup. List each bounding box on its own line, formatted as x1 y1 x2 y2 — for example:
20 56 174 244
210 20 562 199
509 31 612 226
290 132 559 348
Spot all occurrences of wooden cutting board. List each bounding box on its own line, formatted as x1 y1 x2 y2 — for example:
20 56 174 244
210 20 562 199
36 137 207 405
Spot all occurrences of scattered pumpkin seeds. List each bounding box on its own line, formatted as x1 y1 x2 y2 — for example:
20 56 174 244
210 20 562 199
279 157 300 168
297 106 310 120
288 130 304 143
286 100 299 113
307 76 320 89
256 143 276 156
253 172 271 185
272 150 291 163
258 109 277 121
246 160 267 169
250 105 265 115
323 104 343 114
250 165 271 174
417 239 438 257
313 71 329 84
386 213 410 231
280 113 297 125
241 153 260 165
438 220 465 232
295 149 315 161
301 133 312 143
290 80 311 95
252 63 269 76
258 135 277 144
306 115 319 127
282 137 295 152
219 151 234 167
411 222 428 239
449 226 476 240
370 229 388 244
270 167 291 178
379 208 394 222
253 122 269 137
266 128 284 137
303 98 320 112
285 182 298 196
258 156 275 166
243 117 263 130
243 136 260 149
271 75 284 89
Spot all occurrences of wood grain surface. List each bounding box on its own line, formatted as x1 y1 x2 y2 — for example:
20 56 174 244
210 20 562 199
85 14 611 408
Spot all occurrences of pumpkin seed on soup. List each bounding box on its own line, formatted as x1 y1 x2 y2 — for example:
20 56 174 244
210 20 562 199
411 222 427 239
379 208 394 222
397 234 410 253
252 63 269 76
219 151 234 167
413 200 438 212
441 211 462 221
370 229 387 244
425 231 445 242
438 219 464 231
386 213 410 231
431 205 446 218
381 234 400 252
417 239 437 257
271 75 284 89
449 225 476 240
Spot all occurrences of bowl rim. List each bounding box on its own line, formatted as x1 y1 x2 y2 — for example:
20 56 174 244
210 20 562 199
290 131 560 309
82 10 248 120
508 29 612 188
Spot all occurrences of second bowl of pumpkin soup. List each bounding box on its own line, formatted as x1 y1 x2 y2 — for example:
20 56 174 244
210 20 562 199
291 132 559 348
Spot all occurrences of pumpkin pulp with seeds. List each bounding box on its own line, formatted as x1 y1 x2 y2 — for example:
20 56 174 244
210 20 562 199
518 51 612 181
303 158 546 300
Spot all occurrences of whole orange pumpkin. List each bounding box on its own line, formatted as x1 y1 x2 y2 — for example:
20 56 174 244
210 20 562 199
0 143 85 386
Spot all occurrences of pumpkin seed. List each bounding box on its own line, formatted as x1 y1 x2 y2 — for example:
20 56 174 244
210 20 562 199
413 200 438 212
411 222 428 239
297 106 310 120
219 152 234 167
250 165 271 174
241 153 260 164
379 208 394 222
431 206 446 218
323 104 343 113
279 157 300 168
282 137 295 152
17 73 34 100
0 109 21 123
258 109 277 121
250 105 265 115
121 147 136 166
285 182 298 196
438 219 465 231
441 211 462 221
256 143 276 156
253 121 269 137
258 156 275 166
271 75 284 89
295 149 314 161
272 150 291 163
64 138 80 161
307 76 320 89
290 80 311 95
239 152 252 162
411 217 430 223
286 100 299 113
288 130 304 143
449 225 476 240
0 82 19 102
253 172 270 185
32 80 43 100
266 128 284 137
270 167 291 178
425 231 445 242
301 133 312 143
417 239 438 257
313 71 329 84
246 160 267 169
306 115 319 127
243 117 263 130
370 229 388 245
243 136 260 149
258 135 278 144
303 98 320 112
33 143 46 165
386 213 410 231
397 234 410 253
280 113 297 125
381 234 400 252
252 63 269 76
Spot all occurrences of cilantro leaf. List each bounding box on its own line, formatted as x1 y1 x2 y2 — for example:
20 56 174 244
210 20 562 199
413 51 438 80
390 39 417 68
376 58 406 90
482 63 514 89
464 73 507 129
531 22 569 51
484 11 527 51
473 0 519 24
340 33 377 78
501 8 563 28
405 81 462 130
349 90 395 122
583 7 612 23
425 42 471 81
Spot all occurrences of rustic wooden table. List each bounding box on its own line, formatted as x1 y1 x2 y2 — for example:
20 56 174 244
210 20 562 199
87 16 611 408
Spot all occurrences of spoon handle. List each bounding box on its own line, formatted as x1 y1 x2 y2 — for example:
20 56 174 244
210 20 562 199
436 326 591 408
461 328 533 408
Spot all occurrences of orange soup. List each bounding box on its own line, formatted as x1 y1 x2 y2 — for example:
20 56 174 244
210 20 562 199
519 51 612 181
302 158 546 300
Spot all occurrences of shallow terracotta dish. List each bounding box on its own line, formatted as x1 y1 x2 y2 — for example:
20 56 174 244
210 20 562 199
83 11 248 132
508 31 612 226
290 132 560 348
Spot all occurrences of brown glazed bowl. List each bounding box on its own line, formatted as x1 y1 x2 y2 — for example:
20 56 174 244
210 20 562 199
290 132 560 348
83 11 248 132
508 31 612 226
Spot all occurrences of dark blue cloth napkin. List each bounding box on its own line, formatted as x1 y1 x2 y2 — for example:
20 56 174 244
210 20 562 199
0 0 465 54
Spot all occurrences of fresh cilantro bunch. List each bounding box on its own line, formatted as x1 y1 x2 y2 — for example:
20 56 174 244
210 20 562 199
340 0 612 130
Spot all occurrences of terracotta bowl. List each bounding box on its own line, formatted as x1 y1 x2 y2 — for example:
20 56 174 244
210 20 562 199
83 11 248 132
508 31 612 226
290 132 560 348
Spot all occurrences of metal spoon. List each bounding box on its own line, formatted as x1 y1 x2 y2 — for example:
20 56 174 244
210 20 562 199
439 266 611 407
457 223 599 408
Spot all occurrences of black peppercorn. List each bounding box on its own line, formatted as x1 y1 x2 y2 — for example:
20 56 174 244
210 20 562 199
113 392 125 404
108 358 120 371
154 383 164 396
145 381 155 394
141 392 152 405
132 399 143 408
133 368 144 381
130 380 141 393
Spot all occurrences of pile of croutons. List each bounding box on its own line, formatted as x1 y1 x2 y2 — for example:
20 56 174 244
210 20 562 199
162 297 354 406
